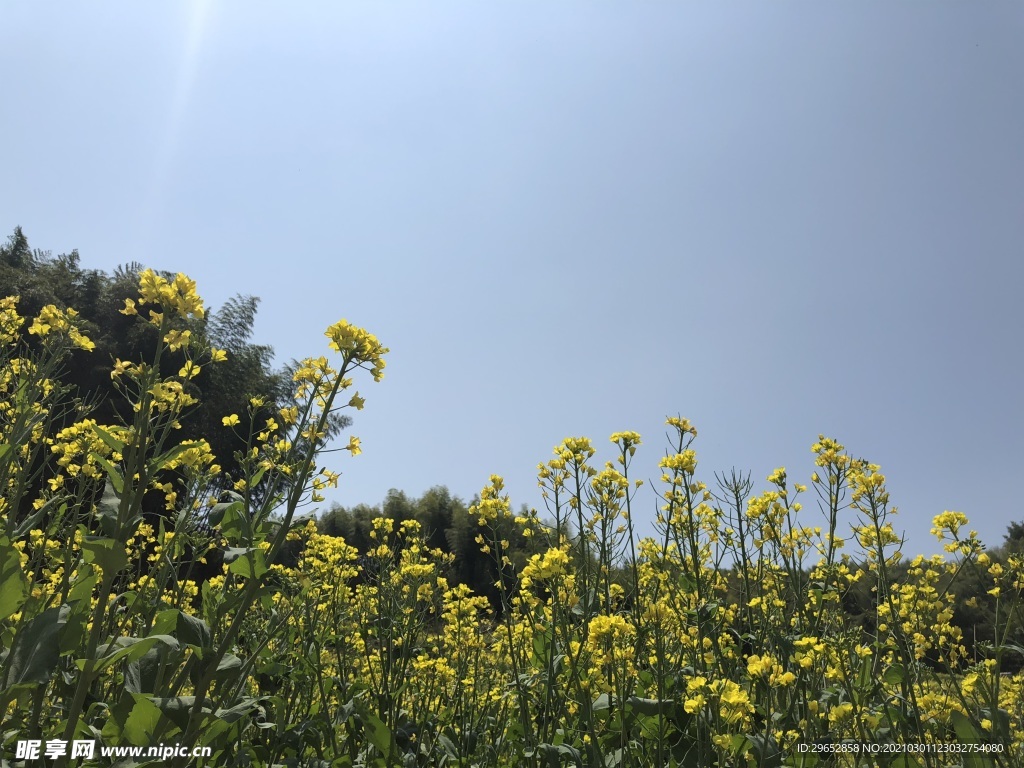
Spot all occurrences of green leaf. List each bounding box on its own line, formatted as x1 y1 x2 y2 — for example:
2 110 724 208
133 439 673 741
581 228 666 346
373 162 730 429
227 548 267 579
857 657 874 692
536 743 583 768
67 568 100 605
783 751 819 768
949 711 997 768
151 608 179 636
103 692 164 746
92 455 124 495
124 643 175 695
437 733 459 759
206 496 243 527
950 710 982 743
0 539 29 620
81 536 129 575
95 482 122 537
531 624 553 669
215 696 261 724
731 734 756 758
94 635 179 674
93 424 127 454
58 597 90 654
176 611 213 650
882 663 905 685
11 498 57 538
248 464 268 488
150 696 215 730
626 696 672 716
361 711 392 756
148 442 194 475
697 601 720 621
121 695 164 745
220 503 252 545
980 707 1011 745
3 605 68 685
215 653 243 675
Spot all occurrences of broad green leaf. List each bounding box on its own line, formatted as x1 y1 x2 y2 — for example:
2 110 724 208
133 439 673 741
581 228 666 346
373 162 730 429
148 441 194 474
536 743 583 768
81 536 129 575
361 710 392 756
206 496 243 528
121 694 164 745
67 568 100 605
92 455 124 495
437 733 459 759
248 464 268 488
531 624 553 669
882 663 905 685
95 635 179 674
3 605 68 685
626 696 672 716
731 734 756 757
783 751 820 768
215 696 261 724
103 692 164 746
150 696 214 730
0 539 29 620
677 572 697 592
227 548 267 579
950 710 982 743
124 643 174 695
857 657 874 692
94 482 121 537
176 610 213 650
151 608 179 636
220 503 252 545
215 653 243 676
1003 643 1024 658
634 712 665 739
93 424 127 454
950 711 996 768
58 597 90 654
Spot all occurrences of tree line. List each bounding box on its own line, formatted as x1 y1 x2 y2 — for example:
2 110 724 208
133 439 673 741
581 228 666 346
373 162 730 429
316 485 1024 672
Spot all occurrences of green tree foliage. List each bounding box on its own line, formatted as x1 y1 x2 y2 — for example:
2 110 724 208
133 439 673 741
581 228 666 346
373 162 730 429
0 227 342 508
1003 521 1024 555
319 486 545 611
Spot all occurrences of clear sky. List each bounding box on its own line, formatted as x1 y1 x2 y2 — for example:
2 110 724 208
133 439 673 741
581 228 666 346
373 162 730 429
4 2 1022 557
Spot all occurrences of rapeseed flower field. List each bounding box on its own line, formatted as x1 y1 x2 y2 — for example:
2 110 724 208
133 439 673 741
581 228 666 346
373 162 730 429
1 274 1022 767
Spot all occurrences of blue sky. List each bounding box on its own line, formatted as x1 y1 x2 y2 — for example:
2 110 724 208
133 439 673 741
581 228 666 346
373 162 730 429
4 2 1022 556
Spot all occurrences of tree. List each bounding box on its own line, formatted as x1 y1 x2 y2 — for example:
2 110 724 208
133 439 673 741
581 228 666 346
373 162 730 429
1002 521 1024 555
0 227 323 506
318 486 547 612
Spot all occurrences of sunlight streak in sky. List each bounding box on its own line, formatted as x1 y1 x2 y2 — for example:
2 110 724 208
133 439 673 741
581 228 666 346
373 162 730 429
142 0 214 241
